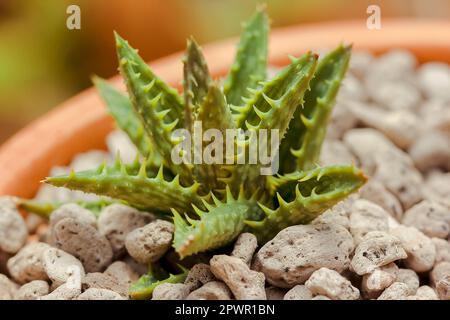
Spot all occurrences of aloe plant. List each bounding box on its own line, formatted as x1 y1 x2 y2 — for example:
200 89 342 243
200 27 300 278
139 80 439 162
45 8 366 260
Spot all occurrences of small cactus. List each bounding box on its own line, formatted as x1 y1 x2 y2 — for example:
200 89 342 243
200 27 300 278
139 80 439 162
44 8 366 260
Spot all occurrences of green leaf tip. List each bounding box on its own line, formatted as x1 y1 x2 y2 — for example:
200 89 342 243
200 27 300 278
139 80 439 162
224 7 269 106
129 264 188 300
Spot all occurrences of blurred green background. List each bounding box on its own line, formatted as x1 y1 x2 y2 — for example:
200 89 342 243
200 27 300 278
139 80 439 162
0 0 449 144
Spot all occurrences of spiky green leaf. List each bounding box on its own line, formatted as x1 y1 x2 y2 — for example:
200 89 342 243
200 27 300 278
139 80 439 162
129 264 188 300
115 33 191 181
233 52 317 135
172 187 263 258
183 38 212 132
45 158 203 214
280 45 352 173
249 165 366 243
193 83 235 192
224 7 269 106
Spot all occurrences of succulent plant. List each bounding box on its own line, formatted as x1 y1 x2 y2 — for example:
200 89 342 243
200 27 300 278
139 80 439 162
44 8 366 261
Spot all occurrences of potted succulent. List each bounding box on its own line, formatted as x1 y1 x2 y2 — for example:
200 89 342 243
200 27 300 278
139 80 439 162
0 8 449 300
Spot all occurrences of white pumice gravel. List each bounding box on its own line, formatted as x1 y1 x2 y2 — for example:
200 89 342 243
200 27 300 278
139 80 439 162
319 139 355 166
436 275 450 300
230 232 258 266
349 199 390 244
430 262 450 288
39 281 81 300
0 274 18 300
98 204 154 257
390 226 436 272
81 272 128 298
0 197 28 254
210 255 266 300
361 262 398 298
7 242 50 284
42 247 85 287
305 267 360 300
407 286 439 300
77 288 125 300
350 231 407 275
283 285 313 300
432 238 450 263
186 281 233 300
1 50 449 300
377 282 411 300
52 218 113 273
104 261 139 288
396 268 420 295
184 263 216 291
401 200 450 239
409 130 450 172
15 280 49 300
254 223 354 288
359 180 403 220
124 220 174 264
152 283 190 300
49 203 97 230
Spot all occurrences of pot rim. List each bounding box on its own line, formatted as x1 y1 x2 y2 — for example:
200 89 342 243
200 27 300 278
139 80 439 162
1 19 450 197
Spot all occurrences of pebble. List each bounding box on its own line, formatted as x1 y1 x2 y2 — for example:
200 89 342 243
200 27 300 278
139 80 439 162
254 223 354 288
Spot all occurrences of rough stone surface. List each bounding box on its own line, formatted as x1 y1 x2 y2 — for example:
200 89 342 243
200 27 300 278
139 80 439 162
283 285 313 300
77 288 125 300
430 262 450 288
39 282 81 300
0 197 28 254
432 238 450 263
407 286 439 300
230 233 258 266
350 231 407 275
359 180 403 220
104 261 139 289
15 280 49 300
0 274 18 300
343 129 423 209
42 247 85 287
210 255 266 300
7 242 50 284
312 295 331 300
436 275 450 300
349 200 390 244
312 200 351 229
409 131 450 172
305 268 360 300
49 203 97 230
98 204 154 257
319 139 355 166
361 263 398 298
377 282 411 300
184 263 215 291
125 220 174 264
402 200 450 239
52 218 113 272
254 223 354 288
81 272 128 297
186 281 233 300
152 283 190 300
390 226 436 272
396 268 420 295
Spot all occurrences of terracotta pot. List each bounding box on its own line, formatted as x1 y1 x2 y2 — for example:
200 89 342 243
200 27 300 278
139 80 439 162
1 19 450 198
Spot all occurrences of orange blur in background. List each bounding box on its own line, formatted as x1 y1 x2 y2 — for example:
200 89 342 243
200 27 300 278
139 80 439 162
0 0 449 144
